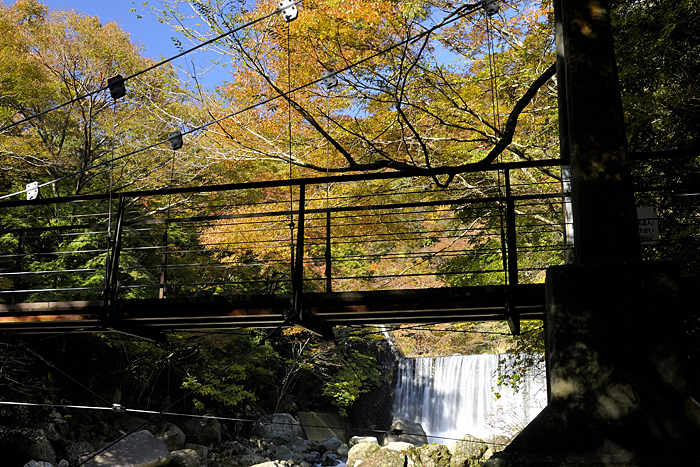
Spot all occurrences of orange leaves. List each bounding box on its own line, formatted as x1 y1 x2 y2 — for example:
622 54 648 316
199 200 293 265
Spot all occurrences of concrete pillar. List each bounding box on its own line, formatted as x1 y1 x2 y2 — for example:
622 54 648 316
483 1 700 464
486 263 700 465
555 0 640 263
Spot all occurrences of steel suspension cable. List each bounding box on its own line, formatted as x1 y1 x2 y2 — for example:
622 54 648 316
0 2 302 134
0 2 481 202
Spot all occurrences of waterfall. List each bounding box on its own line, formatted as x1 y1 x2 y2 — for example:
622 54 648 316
392 354 546 442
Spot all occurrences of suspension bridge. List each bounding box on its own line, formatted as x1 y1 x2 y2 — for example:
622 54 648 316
0 154 695 339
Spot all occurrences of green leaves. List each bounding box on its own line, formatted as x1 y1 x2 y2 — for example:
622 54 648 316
321 348 381 417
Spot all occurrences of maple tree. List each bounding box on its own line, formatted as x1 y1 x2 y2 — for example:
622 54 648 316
147 0 563 292
0 0 208 302
0 0 205 197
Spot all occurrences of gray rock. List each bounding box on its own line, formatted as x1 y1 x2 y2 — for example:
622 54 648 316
53 419 70 439
157 422 186 451
318 436 343 453
357 448 407 467
222 440 247 455
65 441 94 466
349 436 378 448
183 417 221 446
337 443 349 457
293 451 320 464
347 442 381 467
414 443 451 467
273 445 294 461
444 435 488 467
230 453 269 466
58 461 70 467
383 419 428 447
23 462 54 467
170 448 201 467
35 422 61 443
116 415 158 435
81 430 170 467
184 443 209 460
253 414 304 443
383 441 415 452
286 437 309 453
6 428 56 464
250 462 279 467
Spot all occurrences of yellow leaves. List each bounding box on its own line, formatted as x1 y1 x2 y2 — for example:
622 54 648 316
199 201 292 264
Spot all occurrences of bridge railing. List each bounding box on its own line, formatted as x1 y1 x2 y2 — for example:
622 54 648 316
7 152 695 307
0 159 569 305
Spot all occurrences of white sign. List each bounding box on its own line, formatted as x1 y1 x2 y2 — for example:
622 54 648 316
637 207 658 244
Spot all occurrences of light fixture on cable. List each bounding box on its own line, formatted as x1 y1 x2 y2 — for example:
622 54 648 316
321 70 338 89
107 75 126 100
112 403 126 413
169 131 183 150
483 0 499 16
279 0 298 22
25 182 38 200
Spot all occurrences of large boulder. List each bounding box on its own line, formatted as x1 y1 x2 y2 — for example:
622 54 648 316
156 422 186 451
347 442 381 467
252 414 304 443
183 417 221 446
383 419 428 447
444 435 488 467
357 447 407 467
81 430 170 467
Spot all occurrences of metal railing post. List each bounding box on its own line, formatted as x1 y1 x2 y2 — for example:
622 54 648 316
159 222 168 299
292 184 306 321
325 210 332 293
505 170 520 335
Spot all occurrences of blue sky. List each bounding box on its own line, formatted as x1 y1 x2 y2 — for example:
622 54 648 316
37 0 229 89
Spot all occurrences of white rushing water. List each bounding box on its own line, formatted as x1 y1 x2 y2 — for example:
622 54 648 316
392 354 546 442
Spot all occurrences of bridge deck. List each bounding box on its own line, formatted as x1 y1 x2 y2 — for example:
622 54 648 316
0 284 545 335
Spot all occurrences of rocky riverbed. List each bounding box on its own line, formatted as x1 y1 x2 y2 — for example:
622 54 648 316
0 407 506 467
